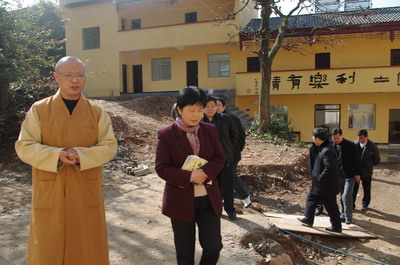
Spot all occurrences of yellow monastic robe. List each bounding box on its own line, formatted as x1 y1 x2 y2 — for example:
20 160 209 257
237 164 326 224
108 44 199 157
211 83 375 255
15 90 117 265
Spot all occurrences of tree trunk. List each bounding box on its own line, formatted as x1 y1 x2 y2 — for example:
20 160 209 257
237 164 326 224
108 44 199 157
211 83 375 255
0 81 10 111
258 1 273 133
259 60 272 133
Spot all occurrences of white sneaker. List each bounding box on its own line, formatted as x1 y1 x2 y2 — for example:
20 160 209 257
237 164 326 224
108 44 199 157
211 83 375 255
243 195 252 208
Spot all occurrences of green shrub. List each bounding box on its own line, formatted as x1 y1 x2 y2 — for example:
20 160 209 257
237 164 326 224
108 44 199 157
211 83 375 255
0 83 56 160
249 114 306 146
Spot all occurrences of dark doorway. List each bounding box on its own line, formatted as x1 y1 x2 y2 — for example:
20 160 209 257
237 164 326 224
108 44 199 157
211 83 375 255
122 64 127 93
133 65 143 93
186 61 198 87
389 109 400 144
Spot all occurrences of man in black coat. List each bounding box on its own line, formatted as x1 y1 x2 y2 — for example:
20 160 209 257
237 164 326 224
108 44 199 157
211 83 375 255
331 128 361 224
216 97 252 208
203 96 239 220
353 129 380 211
298 127 342 233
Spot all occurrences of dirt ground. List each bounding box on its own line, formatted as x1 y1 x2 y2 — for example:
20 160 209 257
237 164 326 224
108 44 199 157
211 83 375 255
0 96 399 265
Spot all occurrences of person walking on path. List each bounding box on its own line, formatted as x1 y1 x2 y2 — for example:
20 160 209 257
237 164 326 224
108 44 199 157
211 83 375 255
331 128 361 224
156 87 226 265
203 96 239 220
15 56 118 265
215 97 252 208
353 129 380 211
298 128 342 233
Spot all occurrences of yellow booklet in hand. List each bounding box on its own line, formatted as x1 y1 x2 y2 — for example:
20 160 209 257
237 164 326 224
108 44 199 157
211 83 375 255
181 155 208 171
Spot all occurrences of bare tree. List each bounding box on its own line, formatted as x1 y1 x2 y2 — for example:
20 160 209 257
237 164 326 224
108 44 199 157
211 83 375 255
221 0 314 133
229 0 376 134
255 0 308 133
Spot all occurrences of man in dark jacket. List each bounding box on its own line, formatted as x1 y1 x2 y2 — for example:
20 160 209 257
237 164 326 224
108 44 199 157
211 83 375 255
216 98 252 208
353 129 380 211
331 128 361 224
298 127 342 233
203 96 239 220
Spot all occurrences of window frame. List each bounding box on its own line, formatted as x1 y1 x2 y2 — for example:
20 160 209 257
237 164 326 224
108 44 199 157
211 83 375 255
348 104 376 130
315 52 330 69
151 57 171 81
185 12 197 23
247 57 260 72
208 53 230 78
131 19 141 29
271 105 288 119
391 49 400 66
82 27 100 50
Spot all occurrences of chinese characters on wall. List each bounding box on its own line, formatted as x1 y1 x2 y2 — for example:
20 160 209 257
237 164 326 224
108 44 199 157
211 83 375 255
267 71 400 91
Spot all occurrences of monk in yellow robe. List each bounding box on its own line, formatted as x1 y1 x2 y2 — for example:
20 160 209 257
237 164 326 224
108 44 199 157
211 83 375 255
15 56 117 265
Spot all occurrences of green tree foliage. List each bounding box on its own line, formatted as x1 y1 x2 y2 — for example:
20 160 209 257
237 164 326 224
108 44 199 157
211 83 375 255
0 0 65 158
249 113 295 144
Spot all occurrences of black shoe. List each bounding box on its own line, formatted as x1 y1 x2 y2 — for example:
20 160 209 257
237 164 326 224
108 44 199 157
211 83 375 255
228 212 237 221
297 217 313 227
315 207 323 216
340 217 346 223
325 226 342 233
361 206 368 211
345 219 352 225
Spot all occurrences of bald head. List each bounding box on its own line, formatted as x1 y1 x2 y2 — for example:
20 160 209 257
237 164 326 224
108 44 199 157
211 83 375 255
53 56 86 100
55 56 85 72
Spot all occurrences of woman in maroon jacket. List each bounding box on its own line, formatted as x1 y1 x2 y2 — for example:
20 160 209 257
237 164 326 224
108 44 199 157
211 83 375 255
155 87 226 265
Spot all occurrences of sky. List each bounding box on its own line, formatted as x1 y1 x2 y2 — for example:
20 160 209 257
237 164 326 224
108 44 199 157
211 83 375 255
13 0 400 9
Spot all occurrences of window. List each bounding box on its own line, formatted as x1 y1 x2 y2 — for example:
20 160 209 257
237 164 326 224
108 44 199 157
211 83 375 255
315 104 340 133
131 19 141 29
247 57 260 72
315 53 330 69
208 54 230 78
83 27 100 50
185 12 197 23
348 104 375 129
271 105 288 119
152 58 171 81
391 49 400 66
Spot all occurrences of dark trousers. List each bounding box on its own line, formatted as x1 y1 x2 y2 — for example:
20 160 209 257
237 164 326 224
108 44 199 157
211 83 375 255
353 177 372 208
304 192 342 229
232 162 250 200
171 196 222 265
217 163 235 214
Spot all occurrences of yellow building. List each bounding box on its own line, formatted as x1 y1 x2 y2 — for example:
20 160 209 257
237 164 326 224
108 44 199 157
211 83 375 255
60 0 400 144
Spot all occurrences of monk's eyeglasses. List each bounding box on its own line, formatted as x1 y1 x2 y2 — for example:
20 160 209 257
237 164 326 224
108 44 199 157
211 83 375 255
55 72 87 80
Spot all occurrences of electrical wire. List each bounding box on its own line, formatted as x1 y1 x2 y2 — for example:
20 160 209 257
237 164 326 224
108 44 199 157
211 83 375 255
278 227 390 265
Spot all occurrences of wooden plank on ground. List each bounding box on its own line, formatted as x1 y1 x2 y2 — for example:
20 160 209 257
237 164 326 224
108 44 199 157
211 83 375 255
262 212 378 238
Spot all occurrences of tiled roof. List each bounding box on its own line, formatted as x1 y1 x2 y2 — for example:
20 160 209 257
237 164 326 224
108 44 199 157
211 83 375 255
64 0 111 8
242 6 400 33
116 0 172 4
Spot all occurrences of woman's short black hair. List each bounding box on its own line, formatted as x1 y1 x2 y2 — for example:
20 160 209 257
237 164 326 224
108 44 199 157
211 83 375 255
313 127 329 141
176 87 207 109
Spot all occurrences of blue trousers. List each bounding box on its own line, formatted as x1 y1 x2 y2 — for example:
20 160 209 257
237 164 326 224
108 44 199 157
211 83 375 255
339 177 355 221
